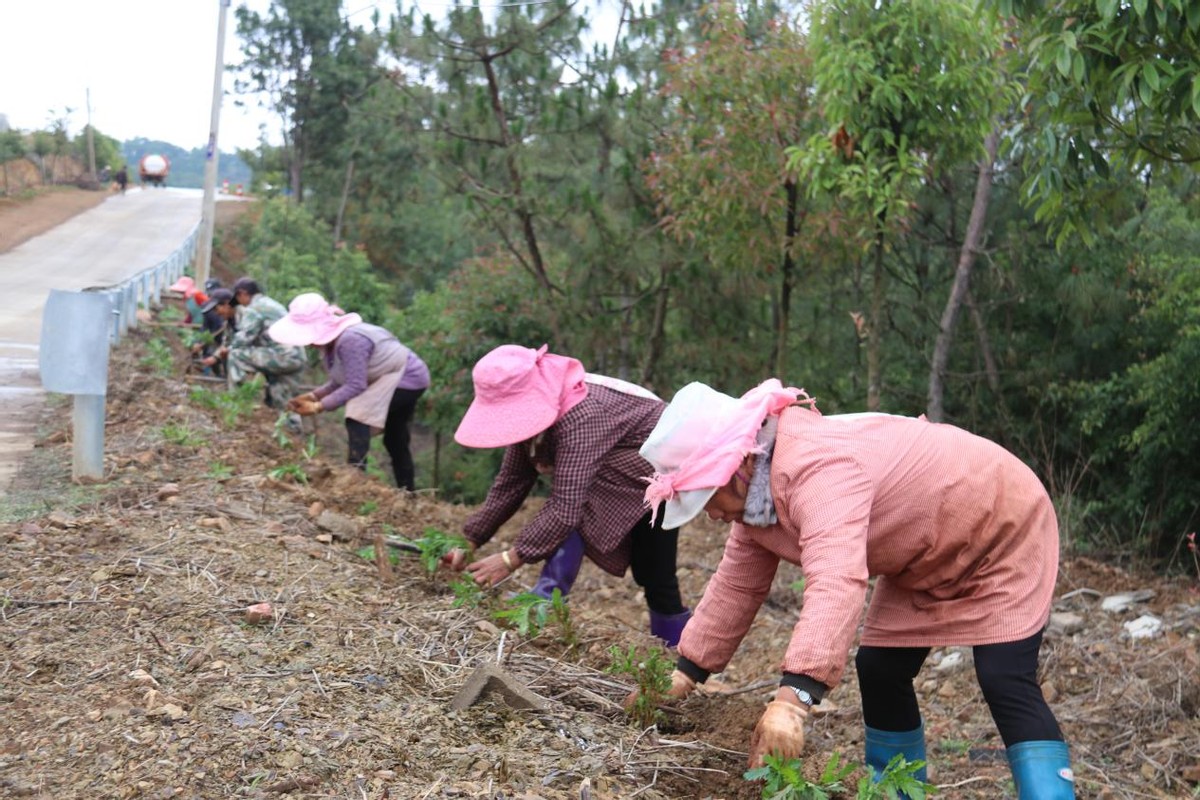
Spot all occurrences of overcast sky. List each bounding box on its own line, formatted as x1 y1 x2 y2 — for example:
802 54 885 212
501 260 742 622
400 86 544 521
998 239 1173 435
2 1 277 151
0 0 619 154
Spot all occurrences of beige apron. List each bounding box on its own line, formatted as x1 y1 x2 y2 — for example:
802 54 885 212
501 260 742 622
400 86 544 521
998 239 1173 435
329 324 410 432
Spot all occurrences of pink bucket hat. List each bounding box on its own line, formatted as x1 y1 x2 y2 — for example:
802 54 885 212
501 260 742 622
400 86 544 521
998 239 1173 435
169 276 197 297
640 379 809 528
268 292 362 346
454 344 588 448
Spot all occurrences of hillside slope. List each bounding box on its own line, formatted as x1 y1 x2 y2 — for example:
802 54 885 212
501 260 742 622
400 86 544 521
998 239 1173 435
0 306 1197 799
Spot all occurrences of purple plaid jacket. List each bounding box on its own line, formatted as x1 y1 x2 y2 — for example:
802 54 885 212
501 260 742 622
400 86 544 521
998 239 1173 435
462 384 664 576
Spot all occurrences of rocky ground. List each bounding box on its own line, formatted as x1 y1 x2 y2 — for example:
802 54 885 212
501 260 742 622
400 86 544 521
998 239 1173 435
0 197 1198 799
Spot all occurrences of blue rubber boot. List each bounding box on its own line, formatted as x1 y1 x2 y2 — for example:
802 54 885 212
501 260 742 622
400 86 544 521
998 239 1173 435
531 530 584 600
865 724 927 790
649 608 691 647
1007 740 1075 799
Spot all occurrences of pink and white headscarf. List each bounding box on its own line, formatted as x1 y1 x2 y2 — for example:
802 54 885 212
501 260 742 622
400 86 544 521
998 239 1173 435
640 379 814 528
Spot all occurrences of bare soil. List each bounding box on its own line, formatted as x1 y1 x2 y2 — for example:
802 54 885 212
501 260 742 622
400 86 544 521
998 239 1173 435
0 187 111 253
0 203 1198 799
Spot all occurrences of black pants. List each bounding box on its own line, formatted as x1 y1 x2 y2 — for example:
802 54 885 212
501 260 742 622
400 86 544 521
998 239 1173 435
345 387 425 490
855 630 1064 746
628 511 685 614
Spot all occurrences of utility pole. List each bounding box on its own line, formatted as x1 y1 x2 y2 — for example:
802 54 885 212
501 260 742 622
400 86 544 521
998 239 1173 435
195 0 232 287
85 88 96 179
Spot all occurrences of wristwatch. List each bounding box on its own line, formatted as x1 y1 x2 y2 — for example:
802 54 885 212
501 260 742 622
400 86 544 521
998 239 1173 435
787 686 815 707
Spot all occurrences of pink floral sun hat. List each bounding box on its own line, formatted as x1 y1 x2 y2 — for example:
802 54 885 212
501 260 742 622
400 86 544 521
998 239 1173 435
454 344 588 449
640 379 807 529
268 292 362 346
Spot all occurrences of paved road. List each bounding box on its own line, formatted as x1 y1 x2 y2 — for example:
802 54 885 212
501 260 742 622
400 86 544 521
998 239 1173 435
0 187 202 493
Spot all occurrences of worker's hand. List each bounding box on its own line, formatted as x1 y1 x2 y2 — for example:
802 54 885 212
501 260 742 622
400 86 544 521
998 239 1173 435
217 346 230 358
201 356 217 367
747 700 808 769
441 544 475 572
622 669 696 711
291 397 322 416
465 548 521 587
287 392 317 410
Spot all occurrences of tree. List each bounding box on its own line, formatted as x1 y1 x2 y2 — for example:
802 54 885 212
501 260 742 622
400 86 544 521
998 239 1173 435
646 4 823 378
986 0 1200 244
234 0 383 201
790 0 1008 410
0 129 25 194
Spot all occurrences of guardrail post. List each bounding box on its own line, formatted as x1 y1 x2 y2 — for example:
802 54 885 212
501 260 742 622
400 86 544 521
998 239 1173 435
73 395 106 479
39 290 113 482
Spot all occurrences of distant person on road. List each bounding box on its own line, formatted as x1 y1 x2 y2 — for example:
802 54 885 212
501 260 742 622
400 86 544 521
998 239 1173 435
269 292 430 491
626 379 1075 797
441 344 691 647
113 165 128 195
200 279 305 428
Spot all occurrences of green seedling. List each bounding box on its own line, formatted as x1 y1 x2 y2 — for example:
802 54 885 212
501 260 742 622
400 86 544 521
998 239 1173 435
492 589 578 651
745 751 853 799
745 751 932 800
450 575 484 609
272 414 293 447
356 543 402 565
856 754 932 799
493 591 553 637
160 423 206 447
190 376 265 427
140 337 175 376
607 643 674 729
413 528 471 574
357 501 378 516
268 463 309 485
205 462 234 480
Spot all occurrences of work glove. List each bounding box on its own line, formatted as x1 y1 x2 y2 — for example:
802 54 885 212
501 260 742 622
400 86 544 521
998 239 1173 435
287 392 317 411
747 700 808 769
291 397 322 416
622 668 696 711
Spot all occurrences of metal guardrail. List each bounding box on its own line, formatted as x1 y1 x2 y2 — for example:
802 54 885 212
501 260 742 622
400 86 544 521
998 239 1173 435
39 223 201 479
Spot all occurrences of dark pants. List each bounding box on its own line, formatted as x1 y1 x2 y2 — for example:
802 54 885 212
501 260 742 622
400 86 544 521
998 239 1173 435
345 387 425 490
628 511 685 614
855 630 1064 746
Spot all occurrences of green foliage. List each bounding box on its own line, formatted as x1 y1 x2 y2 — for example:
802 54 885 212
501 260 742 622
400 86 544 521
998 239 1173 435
140 338 175 376
984 0 1200 244
268 463 309 484
160 423 206 448
189 377 265 428
744 752 930 800
857 754 931 799
607 644 674 729
493 591 554 637
357 500 378 516
239 198 391 321
1030 188 1200 557
793 0 1010 234
412 528 470 574
205 462 234 480
745 752 852 799
391 255 550 504
450 575 484 609
355 542 402 566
